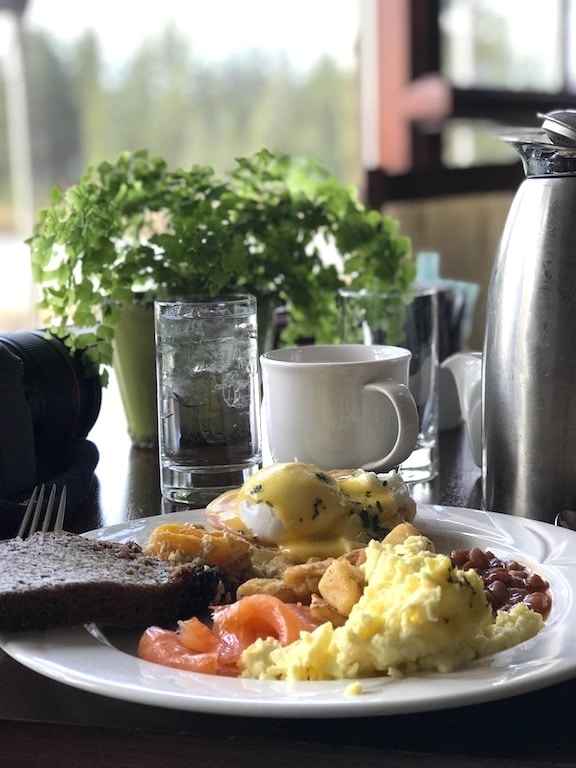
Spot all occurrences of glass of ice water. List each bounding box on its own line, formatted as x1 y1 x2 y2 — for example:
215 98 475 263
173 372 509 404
154 295 261 506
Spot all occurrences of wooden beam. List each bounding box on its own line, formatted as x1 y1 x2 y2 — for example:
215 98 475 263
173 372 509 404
366 162 524 209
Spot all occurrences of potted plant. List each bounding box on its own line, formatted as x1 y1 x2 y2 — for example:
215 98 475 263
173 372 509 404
28 148 415 446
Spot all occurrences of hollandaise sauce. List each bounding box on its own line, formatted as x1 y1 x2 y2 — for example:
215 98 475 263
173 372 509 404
206 462 416 560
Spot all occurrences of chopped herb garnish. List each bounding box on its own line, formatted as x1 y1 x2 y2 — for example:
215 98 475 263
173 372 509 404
358 508 390 539
250 484 263 495
447 563 479 595
315 471 329 483
312 498 324 519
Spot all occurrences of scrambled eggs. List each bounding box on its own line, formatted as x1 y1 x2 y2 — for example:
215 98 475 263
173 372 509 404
240 535 544 681
206 462 416 560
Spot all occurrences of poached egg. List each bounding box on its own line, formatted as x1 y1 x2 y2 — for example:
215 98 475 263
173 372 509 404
205 462 416 560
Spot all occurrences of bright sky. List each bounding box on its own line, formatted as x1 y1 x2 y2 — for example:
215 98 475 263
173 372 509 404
25 0 359 71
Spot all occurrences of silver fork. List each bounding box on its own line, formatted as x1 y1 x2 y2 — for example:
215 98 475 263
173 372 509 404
17 484 67 538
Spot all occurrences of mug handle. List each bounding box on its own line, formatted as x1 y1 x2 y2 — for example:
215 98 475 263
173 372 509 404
362 381 420 472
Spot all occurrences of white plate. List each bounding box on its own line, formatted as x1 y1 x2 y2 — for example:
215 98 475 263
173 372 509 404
1 505 576 719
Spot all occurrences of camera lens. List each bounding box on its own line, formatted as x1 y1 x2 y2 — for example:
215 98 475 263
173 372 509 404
0 331 102 448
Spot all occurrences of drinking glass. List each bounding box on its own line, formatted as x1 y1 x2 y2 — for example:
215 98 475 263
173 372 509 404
339 287 439 482
154 295 261 506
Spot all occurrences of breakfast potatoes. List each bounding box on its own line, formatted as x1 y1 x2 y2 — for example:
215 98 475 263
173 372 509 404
236 522 427 623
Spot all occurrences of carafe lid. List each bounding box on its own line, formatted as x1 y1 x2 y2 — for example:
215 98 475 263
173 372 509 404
539 110 576 146
498 110 576 177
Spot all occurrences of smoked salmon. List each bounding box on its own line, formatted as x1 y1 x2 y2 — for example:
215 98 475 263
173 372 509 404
138 625 220 675
137 594 321 676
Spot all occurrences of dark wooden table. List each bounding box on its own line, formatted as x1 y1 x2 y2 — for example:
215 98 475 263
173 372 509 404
1 382 574 768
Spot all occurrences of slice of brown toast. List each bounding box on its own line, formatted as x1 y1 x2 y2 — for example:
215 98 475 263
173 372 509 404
0 531 226 632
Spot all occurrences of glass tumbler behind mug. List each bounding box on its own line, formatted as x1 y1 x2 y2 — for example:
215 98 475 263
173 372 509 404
154 295 261 507
339 287 439 483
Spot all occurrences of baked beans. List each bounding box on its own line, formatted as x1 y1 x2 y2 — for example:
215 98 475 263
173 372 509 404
450 547 552 618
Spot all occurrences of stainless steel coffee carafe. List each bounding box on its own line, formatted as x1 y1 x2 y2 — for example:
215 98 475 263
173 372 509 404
483 111 576 521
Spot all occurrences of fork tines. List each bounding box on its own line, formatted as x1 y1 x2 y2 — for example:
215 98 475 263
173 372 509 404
17 484 67 539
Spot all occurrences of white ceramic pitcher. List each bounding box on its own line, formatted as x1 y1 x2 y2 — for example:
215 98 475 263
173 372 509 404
441 352 482 468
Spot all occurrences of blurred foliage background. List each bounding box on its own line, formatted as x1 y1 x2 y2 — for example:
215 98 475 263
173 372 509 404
0 23 359 230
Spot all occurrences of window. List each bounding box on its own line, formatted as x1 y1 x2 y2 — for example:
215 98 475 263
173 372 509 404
360 0 576 182
0 0 360 331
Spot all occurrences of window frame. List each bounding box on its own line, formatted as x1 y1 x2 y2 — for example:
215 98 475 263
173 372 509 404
361 0 576 206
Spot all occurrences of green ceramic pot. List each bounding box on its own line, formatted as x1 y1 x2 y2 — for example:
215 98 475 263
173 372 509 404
112 301 158 448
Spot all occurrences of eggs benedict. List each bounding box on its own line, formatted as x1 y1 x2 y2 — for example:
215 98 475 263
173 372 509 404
205 462 416 560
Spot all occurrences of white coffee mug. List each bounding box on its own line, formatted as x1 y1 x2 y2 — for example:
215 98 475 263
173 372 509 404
260 345 419 471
